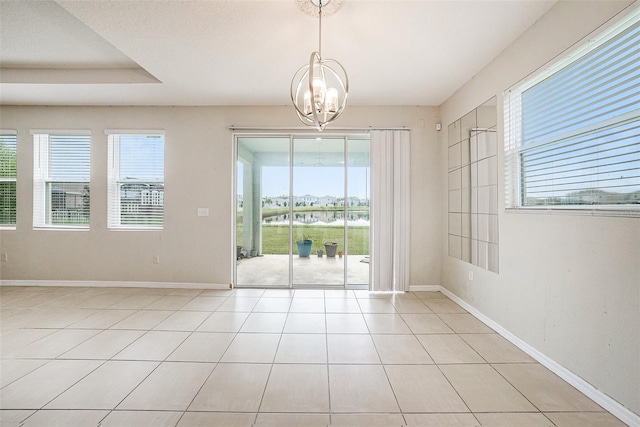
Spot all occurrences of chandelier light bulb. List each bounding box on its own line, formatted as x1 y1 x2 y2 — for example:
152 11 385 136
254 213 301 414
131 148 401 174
325 87 338 113
304 91 313 115
312 77 326 106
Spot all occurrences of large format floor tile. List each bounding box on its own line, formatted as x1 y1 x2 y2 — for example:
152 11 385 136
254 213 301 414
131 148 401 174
283 313 326 333
391 298 433 314
371 334 433 364
330 413 405 425
110 310 173 330
180 296 227 311
0 286 625 426
239 312 287 333
460 333 535 363
45 361 158 409
275 334 327 363
400 313 454 334
196 311 250 332
385 365 469 413
0 360 102 409
438 313 495 334
166 332 235 362
68 309 137 329
402 413 480 426
5 329 99 359
440 364 537 412
0 329 56 356
0 359 48 388
113 330 189 361
422 298 468 313
101 410 183 427
254 413 329 426
144 295 194 311
493 363 604 412
260 364 330 413
178 412 257 426
252 297 292 312
543 411 627 426
220 333 280 363
327 334 380 364
473 412 555 426
289 298 325 313
117 362 214 411
0 410 35 427
189 363 271 412
416 333 484 364
328 365 399 413
21 410 108 427
153 311 211 331
325 313 369 333
362 313 412 334
59 329 144 359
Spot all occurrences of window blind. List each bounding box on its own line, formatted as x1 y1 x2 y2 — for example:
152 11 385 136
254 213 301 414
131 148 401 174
108 134 165 229
0 134 17 227
33 134 91 228
504 7 640 212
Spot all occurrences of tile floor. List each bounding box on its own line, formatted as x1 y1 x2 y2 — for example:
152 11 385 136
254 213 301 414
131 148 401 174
0 286 626 426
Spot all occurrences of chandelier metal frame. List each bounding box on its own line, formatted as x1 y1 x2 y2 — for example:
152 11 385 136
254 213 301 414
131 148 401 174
290 0 349 131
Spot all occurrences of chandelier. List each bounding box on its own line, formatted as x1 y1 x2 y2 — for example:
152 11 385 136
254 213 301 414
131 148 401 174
291 0 348 131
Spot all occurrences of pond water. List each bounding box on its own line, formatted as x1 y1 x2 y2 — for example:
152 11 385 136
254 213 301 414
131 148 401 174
263 210 370 227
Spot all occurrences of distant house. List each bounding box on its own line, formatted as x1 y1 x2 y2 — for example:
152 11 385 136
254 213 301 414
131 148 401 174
317 195 336 207
295 194 318 206
121 183 164 216
272 197 288 207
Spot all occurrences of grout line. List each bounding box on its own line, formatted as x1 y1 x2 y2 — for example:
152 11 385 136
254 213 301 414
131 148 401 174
325 296 332 422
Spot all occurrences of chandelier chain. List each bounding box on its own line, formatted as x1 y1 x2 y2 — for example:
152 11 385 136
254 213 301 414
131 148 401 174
318 1 322 56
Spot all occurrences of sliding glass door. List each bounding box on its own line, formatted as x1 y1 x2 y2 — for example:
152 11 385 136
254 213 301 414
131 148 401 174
235 134 369 288
292 137 345 286
236 137 290 287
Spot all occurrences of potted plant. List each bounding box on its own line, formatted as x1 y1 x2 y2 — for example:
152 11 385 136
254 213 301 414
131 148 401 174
324 242 338 258
296 235 313 257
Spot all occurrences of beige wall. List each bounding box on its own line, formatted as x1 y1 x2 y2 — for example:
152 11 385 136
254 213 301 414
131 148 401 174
439 0 639 415
0 105 441 287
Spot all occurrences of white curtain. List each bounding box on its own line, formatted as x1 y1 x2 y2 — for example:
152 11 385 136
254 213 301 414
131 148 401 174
370 130 411 292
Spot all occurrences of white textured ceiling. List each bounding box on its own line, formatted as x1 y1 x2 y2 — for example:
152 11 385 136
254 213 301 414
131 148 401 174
0 0 556 106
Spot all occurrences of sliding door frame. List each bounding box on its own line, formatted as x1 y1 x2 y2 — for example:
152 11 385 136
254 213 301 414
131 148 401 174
232 132 369 289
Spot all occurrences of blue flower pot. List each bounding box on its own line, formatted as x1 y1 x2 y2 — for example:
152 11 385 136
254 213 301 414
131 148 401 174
296 240 313 257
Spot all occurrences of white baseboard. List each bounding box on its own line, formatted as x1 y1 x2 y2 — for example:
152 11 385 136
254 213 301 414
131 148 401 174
0 280 232 290
438 286 640 427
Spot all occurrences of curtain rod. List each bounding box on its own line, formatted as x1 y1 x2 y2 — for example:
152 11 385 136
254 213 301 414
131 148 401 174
227 126 409 131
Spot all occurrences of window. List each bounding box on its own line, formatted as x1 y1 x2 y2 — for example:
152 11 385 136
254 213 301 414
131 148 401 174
107 133 165 229
32 132 91 228
504 7 640 214
0 132 17 228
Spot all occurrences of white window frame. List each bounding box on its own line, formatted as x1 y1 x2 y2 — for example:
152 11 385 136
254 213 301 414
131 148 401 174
107 130 165 230
31 130 91 229
0 130 18 229
504 6 640 216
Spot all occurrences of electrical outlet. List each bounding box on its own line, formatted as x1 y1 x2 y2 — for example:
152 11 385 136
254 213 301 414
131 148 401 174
468 271 474 281
153 255 160 264
1 253 7 262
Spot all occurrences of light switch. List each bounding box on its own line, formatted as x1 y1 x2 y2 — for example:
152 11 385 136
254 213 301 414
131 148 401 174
197 208 209 217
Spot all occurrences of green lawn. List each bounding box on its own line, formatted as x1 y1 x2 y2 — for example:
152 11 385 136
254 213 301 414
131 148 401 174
237 224 370 255
236 206 370 255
